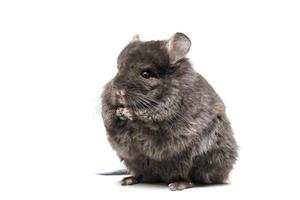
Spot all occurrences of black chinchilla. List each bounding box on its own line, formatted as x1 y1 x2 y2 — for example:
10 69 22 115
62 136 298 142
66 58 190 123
101 33 238 191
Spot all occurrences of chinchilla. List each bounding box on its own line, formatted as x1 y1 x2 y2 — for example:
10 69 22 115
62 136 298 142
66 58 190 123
101 33 238 191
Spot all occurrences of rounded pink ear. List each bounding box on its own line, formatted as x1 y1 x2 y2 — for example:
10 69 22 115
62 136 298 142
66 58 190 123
130 34 140 43
166 32 191 64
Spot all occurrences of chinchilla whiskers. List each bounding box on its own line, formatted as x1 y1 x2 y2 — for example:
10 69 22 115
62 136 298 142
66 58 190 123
126 96 142 112
135 98 157 115
136 96 169 121
135 97 151 109
136 96 192 130
135 96 157 112
135 95 158 108
141 96 193 129
127 93 192 130
135 99 149 111
134 93 160 105
126 95 153 115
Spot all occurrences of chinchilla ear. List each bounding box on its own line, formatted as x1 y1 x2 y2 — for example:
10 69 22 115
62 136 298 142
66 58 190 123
130 34 140 43
166 32 191 64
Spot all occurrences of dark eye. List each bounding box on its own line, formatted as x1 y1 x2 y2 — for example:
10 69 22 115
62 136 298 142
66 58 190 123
141 71 151 79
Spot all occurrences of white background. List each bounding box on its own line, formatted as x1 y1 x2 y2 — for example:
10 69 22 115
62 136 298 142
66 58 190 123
0 0 300 199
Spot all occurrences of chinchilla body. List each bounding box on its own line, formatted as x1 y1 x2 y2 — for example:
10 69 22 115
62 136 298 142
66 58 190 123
101 33 237 190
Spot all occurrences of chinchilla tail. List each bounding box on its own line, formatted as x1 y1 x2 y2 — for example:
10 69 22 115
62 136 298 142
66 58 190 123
98 169 129 175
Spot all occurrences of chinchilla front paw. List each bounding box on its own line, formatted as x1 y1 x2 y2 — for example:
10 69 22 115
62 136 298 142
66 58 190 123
116 107 133 120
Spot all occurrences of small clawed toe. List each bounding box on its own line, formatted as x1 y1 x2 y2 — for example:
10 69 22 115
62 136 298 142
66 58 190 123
168 181 194 191
121 176 139 186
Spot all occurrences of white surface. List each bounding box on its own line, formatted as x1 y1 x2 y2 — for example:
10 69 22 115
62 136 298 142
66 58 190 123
0 0 300 199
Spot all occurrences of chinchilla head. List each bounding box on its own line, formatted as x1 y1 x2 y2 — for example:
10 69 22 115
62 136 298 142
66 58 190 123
111 33 192 121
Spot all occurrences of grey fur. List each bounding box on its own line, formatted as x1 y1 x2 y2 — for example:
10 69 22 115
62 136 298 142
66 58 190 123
101 33 238 190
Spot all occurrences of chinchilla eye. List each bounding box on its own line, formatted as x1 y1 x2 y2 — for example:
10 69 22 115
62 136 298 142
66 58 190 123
141 71 151 79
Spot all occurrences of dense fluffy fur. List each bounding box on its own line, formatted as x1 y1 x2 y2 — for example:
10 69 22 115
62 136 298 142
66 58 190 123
101 33 237 191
